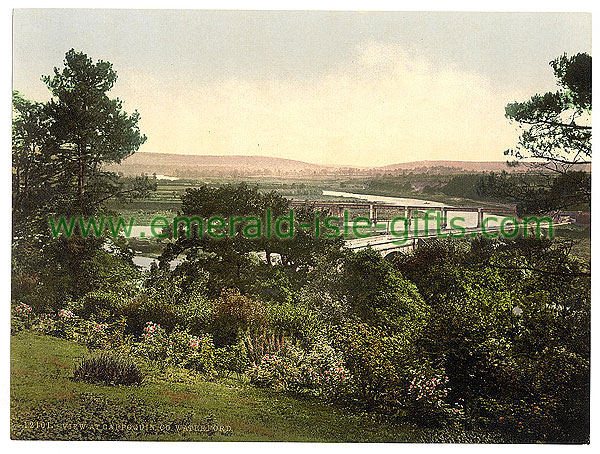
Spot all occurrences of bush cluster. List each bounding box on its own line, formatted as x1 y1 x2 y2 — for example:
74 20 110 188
73 351 144 385
11 234 591 442
247 337 352 399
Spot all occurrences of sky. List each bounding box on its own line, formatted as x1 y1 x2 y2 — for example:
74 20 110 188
12 9 592 167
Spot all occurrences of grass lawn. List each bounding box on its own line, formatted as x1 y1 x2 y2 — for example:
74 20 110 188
11 331 440 442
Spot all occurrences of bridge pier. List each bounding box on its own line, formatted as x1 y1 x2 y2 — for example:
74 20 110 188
477 208 484 228
441 208 447 229
368 203 379 227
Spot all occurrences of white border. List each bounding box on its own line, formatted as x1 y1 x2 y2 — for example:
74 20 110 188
2 2 597 453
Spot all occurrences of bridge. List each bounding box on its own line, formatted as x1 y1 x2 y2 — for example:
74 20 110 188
290 199 517 229
290 200 557 258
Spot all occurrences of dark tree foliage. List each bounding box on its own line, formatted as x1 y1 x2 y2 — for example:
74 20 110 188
338 248 428 336
485 53 592 214
12 91 56 237
505 52 591 168
392 236 590 442
161 183 344 295
41 49 152 214
478 170 590 216
12 50 153 309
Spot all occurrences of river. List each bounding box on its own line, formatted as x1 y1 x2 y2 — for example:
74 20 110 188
131 189 514 269
322 190 511 231
322 190 450 207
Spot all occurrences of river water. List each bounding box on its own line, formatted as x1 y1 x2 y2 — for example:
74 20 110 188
131 189 515 269
132 255 183 270
322 190 511 231
323 190 449 207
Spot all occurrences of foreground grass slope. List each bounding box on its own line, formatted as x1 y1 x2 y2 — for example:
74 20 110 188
11 331 440 442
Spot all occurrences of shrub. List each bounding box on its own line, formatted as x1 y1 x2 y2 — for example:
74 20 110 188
265 301 322 348
132 323 216 376
331 322 416 412
73 351 144 385
340 249 429 337
296 337 354 399
394 237 591 441
251 266 295 305
86 320 110 349
31 312 57 335
83 316 129 350
123 292 179 335
215 338 249 377
174 294 214 334
133 321 168 362
165 327 216 376
212 289 267 346
79 290 122 319
247 337 353 398
52 308 77 339
184 333 216 376
122 274 210 335
30 307 80 339
11 302 34 334
406 371 465 427
247 343 302 391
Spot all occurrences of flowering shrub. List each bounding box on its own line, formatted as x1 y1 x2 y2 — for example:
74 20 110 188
133 323 215 376
184 333 216 376
296 338 354 399
14 302 33 316
31 313 57 335
135 321 168 361
58 309 74 319
142 321 163 342
11 302 35 334
406 371 465 427
164 328 192 365
54 308 78 339
75 316 128 351
331 322 410 411
85 320 110 349
247 338 353 398
163 328 216 375
247 344 302 391
409 374 448 402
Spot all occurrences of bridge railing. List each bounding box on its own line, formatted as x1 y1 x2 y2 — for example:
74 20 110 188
290 200 518 229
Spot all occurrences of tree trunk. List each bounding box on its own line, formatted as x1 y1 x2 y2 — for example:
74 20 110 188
77 144 84 209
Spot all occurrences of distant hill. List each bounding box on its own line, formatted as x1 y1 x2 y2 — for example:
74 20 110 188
104 152 327 177
105 152 586 177
379 160 591 174
379 160 522 173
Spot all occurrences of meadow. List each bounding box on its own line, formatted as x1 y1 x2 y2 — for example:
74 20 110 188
11 330 499 442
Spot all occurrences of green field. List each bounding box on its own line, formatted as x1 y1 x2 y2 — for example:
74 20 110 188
12 331 467 442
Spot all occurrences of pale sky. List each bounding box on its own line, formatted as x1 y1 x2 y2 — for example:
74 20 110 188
12 10 592 167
